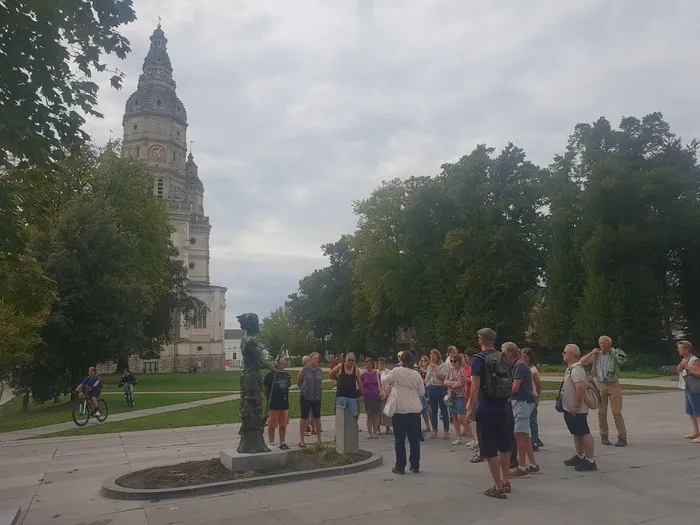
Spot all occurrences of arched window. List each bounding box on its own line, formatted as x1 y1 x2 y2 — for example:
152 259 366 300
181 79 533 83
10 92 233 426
156 178 164 198
194 307 207 329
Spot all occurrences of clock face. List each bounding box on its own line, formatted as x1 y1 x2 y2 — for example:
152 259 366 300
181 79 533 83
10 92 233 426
148 144 166 162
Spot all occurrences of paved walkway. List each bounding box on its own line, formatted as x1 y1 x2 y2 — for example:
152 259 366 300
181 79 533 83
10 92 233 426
0 394 240 442
1 391 699 525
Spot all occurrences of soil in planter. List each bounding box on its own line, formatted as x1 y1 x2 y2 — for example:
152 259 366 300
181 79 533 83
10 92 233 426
116 444 372 489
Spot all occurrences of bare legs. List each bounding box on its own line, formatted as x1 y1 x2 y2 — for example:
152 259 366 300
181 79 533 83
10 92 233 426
486 452 510 491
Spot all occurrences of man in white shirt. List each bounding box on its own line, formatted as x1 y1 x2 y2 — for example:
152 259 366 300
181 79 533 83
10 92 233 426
561 344 596 472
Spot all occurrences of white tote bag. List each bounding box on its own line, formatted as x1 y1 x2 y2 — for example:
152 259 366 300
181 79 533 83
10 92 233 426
383 385 398 417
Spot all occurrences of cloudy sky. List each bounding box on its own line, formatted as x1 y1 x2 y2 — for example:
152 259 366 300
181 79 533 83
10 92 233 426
83 0 700 327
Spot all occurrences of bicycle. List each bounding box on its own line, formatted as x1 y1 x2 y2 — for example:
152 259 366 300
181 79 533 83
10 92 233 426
122 382 135 408
72 391 108 427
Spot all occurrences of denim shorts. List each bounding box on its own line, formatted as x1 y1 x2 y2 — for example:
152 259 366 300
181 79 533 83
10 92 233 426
511 399 535 435
449 396 466 415
336 396 359 417
685 390 700 416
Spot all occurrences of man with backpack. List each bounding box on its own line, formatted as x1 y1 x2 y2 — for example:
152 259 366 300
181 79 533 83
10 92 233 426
467 328 513 499
560 344 597 472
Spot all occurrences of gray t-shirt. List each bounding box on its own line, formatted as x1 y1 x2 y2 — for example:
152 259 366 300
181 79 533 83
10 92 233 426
511 359 536 403
425 362 450 386
562 363 589 414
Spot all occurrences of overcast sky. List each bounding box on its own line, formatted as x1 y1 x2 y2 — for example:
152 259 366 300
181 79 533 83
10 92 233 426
83 0 700 328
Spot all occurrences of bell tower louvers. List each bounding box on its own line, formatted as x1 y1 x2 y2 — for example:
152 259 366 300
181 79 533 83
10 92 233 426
121 24 226 372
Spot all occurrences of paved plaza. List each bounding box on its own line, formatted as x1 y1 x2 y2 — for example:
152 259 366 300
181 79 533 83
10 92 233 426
0 391 698 525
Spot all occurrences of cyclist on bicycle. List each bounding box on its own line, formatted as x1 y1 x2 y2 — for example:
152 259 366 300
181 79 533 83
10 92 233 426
118 368 137 406
75 366 102 417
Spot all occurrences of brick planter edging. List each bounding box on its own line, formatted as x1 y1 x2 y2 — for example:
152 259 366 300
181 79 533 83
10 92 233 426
101 450 383 500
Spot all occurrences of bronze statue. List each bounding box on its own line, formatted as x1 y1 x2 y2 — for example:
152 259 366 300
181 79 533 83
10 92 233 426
236 313 279 453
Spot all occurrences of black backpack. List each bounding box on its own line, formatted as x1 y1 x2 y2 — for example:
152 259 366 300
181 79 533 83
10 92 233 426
473 351 513 399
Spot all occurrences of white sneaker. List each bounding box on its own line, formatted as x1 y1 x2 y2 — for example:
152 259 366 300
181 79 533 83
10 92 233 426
452 439 463 445
466 439 477 448
94 411 101 418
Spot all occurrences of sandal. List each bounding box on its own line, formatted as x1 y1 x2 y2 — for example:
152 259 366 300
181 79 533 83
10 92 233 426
691 437 700 444
430 432 438 439
298 442 306 449
685 434 699 439
470 453 484 463
503 482 512 493
484 486 507 499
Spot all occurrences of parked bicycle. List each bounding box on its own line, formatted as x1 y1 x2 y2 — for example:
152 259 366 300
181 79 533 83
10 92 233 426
72 391 108 427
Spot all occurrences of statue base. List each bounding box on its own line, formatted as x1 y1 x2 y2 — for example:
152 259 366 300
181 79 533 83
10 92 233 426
220 448 289 473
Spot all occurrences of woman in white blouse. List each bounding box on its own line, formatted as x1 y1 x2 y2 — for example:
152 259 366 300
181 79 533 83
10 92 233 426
677 340 700 443
382 351 425 474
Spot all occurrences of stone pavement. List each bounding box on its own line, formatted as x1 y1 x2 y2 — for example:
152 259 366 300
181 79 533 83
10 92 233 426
0 394 240 442
1 391 699 525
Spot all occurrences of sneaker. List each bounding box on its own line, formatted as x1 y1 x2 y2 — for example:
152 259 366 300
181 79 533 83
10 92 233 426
614 439 627 447
409 465 419 474
535 440 544 447
443 432 450 440
601 436 612 446
270 443 275 447
419 433 425 442
532 443 540 452
452 439 463 445
564 454 585 466
574 459 597 472
93 411 101 418
466 439 477 448
279 443 290 451
526 464 540 474
509 467 530 478
391 467 405 475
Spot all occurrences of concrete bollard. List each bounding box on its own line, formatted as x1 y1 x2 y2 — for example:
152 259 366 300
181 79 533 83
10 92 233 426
334 405 359 454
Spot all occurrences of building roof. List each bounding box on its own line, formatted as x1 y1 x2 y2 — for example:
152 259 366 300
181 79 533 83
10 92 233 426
225 329 244 339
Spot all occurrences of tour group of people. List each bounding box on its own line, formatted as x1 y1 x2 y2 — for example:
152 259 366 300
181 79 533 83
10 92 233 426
261 332 700 499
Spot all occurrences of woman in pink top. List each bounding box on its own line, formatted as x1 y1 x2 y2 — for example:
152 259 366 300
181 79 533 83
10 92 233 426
361 358 382 438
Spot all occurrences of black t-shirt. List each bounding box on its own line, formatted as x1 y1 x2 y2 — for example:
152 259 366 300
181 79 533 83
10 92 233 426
263 371 291 410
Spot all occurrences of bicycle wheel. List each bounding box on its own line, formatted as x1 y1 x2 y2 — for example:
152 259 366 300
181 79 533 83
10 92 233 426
95 398 109 422
72 401 89 427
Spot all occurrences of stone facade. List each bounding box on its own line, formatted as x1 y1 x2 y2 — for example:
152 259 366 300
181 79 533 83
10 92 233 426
114 24 227 373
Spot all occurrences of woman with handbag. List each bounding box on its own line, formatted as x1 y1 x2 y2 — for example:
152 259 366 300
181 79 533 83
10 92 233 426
677 340 700 443
381 351 425 474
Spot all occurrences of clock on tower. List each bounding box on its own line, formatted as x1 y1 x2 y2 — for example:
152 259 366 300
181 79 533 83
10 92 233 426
148 144 167 162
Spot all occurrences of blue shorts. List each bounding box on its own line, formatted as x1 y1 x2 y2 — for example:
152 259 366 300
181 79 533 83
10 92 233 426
87 390 101 399
511 399 534 435
449 396 466 415
685 390 700 416
336 396 359 417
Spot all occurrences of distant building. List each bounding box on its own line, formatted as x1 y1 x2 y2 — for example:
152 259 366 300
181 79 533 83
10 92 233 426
225 329 244 370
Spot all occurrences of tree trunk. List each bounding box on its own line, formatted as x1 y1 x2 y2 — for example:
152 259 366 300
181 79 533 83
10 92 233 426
116 356 129 373
237 428 271 454
22 391 30 413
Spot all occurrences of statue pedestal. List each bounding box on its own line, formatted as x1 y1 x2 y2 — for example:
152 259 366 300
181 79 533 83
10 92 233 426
335 406 359 454
220 448 289 473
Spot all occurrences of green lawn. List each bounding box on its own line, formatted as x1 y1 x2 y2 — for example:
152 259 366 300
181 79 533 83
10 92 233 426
35 392 339 438
539 381 675 391
100 370 332 392
0 392 225 434
537 364 668 379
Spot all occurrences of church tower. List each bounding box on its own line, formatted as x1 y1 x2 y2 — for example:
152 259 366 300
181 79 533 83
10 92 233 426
121 24 226 372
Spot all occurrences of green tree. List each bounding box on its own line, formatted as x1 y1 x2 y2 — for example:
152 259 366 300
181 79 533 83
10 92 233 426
258 306 320 359
557 113 700 356
0 0 136 167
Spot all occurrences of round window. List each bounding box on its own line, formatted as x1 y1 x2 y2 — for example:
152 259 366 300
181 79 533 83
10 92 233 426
189 237 196 244
188 262 195 269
